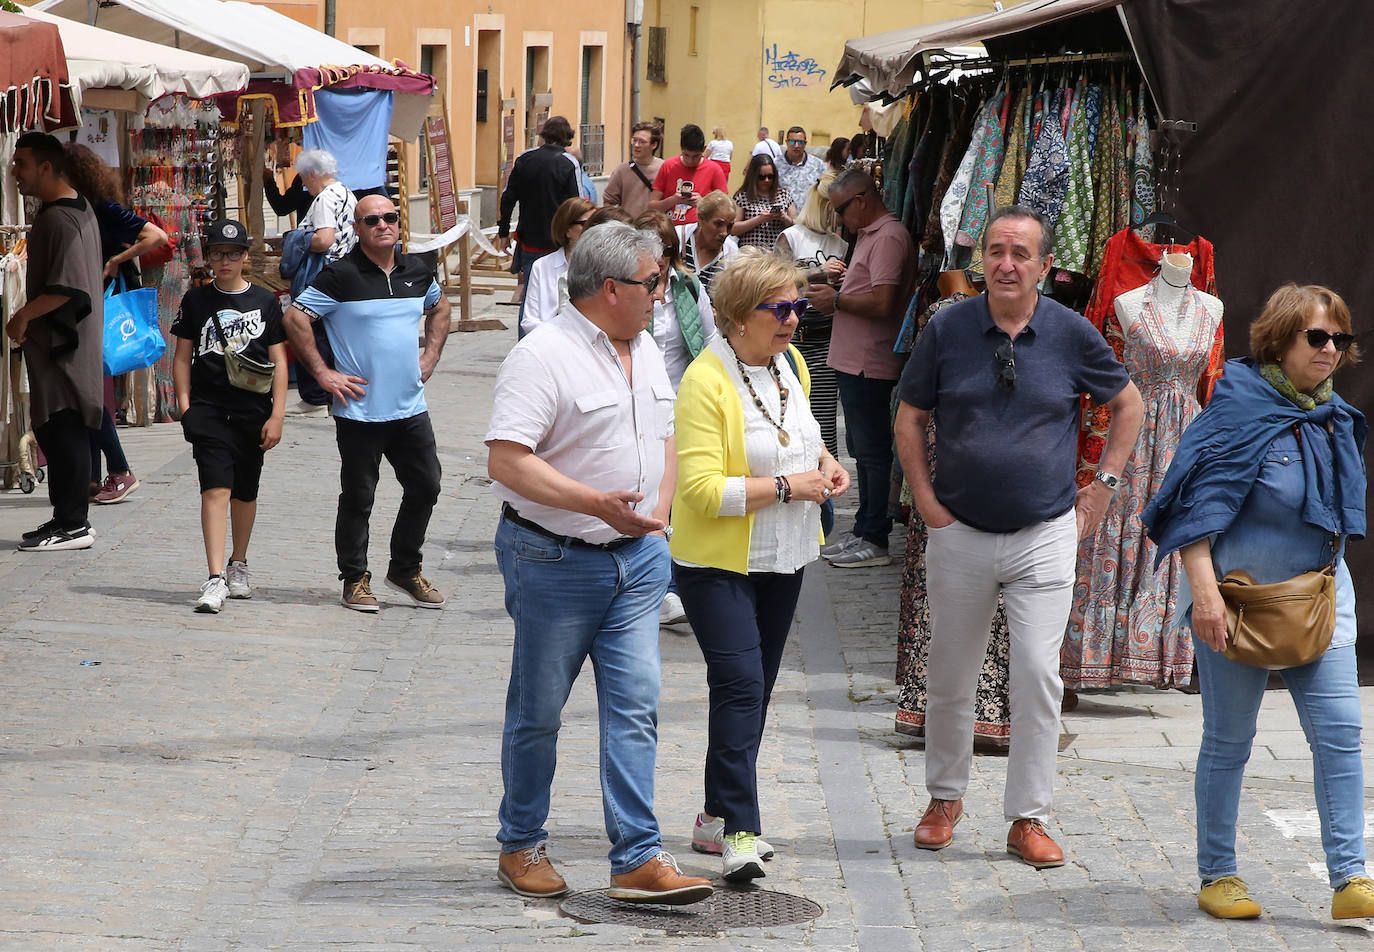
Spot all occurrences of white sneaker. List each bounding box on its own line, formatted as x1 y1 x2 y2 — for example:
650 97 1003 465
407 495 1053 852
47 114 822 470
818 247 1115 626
226 560 252 599
285 399 328 416
819 531 860 559
691 813 774 860
660 591 689 628
195 575 230 613
829 539 892 568
722 831 766 882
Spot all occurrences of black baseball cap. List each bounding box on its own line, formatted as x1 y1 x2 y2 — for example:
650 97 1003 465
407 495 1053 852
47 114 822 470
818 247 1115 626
203 219 251 249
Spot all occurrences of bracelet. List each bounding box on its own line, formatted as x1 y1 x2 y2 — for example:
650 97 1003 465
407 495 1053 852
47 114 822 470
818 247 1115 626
774 476 787 503
780 475 792 503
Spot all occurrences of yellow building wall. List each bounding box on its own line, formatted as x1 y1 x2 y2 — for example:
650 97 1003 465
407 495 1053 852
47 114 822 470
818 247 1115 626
331 0 632 197
642 0 1022 193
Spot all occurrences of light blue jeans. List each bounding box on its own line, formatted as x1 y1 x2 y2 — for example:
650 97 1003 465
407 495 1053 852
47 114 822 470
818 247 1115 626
1194 639 1366 889
494 518 670 873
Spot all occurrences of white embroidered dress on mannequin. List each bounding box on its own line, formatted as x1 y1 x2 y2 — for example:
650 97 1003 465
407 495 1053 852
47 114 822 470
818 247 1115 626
1063 251 1224 688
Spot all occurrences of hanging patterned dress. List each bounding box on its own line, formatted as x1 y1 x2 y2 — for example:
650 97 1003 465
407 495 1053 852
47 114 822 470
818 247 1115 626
1018 86 1072 225
1130 86 1156 229
921 94 978 259
894 292 1012 749
940 85 1004 268
992 82 1031 213
958 85 1010 276
1076 228 1224 488
1052 80 1102 274
1063 282 1222 688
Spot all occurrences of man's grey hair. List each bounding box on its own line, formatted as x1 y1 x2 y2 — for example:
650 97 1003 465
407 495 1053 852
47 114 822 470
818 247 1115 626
831 167 876 197
983 204 1055 258
294 149 338 177
567 222 664 302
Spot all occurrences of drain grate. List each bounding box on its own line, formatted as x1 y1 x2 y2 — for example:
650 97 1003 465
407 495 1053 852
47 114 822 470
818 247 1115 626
559 887 823 934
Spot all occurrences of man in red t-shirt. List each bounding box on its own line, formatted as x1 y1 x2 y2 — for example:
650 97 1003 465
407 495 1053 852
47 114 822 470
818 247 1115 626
649 124 727 226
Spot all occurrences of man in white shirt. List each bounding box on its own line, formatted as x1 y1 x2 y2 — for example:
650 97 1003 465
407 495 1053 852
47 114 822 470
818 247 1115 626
485 222 714 907
751 126 783 161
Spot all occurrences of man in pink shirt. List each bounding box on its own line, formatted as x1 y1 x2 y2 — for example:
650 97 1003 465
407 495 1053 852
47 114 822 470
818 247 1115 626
807 168 916 567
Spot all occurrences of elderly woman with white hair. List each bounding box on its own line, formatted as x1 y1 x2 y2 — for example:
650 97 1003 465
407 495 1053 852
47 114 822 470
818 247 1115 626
296 148 357 262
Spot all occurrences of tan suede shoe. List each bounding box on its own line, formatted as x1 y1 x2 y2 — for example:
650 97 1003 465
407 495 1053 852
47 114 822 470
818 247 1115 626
607 851 713 905
1006 818 1065 869
497 844 569 898
914 798 963 851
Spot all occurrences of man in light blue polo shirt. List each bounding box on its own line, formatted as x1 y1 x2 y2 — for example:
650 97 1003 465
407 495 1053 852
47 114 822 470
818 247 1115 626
285 194 452 612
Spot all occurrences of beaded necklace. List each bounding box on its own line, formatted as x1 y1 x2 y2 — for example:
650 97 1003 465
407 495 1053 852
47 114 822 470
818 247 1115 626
730 342 791 445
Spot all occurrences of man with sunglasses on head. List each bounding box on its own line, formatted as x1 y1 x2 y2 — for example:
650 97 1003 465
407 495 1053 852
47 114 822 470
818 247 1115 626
284 195 452 613
485 222 713 906
775 126 825 205
892 204 1142 870
805 167 916 568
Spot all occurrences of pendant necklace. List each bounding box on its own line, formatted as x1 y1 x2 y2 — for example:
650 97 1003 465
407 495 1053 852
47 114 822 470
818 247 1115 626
733 348 791 445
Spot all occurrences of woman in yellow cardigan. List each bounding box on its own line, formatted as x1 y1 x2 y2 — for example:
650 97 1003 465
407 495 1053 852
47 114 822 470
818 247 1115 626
670 249 850 882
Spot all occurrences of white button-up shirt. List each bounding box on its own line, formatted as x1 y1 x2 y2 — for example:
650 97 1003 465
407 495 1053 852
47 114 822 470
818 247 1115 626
486 303 676 544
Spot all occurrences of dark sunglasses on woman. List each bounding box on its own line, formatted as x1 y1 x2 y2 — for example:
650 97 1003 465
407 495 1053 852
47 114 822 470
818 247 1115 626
1303 328 1356 351
755 300 809 321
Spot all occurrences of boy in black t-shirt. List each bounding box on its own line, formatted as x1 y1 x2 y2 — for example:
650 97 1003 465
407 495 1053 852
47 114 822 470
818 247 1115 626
171 220 288 613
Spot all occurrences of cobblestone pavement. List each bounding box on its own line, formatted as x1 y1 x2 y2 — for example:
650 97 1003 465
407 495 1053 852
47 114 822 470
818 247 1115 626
3 296 1373 951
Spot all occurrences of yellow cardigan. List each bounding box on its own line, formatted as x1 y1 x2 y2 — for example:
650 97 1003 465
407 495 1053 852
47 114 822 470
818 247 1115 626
669 343 820 574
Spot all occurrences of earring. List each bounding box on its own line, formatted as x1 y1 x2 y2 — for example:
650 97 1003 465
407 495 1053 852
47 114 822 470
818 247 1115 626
738 324 747 337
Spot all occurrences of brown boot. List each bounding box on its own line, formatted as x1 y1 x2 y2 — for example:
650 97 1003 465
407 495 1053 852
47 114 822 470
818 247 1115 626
914 798 963 850
497 843 569 898
607 852 713 905
1006 819 1064 869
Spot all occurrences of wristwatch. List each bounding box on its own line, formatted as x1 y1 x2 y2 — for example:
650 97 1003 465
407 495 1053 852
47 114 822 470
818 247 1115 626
662 525 674 541
1094 471 1121 492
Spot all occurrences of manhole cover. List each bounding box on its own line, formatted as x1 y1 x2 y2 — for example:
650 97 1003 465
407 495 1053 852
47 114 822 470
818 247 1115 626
559 887 823 935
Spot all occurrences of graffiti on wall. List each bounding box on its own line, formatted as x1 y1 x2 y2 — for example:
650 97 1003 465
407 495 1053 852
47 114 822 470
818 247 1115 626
763 43 828 89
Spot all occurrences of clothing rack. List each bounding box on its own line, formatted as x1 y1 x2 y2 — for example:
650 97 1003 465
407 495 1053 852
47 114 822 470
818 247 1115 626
912 50 1138 96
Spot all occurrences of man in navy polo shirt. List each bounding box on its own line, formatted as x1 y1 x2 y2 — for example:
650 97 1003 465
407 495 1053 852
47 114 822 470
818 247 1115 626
284 195 452 612
894 205 1143 869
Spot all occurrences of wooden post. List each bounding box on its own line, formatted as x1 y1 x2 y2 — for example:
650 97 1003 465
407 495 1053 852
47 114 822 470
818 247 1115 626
458 197 473 323
244 99 268 278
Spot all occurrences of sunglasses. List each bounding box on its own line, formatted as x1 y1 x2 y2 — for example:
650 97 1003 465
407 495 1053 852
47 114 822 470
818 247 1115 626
994 339 1016 391
572 217 593 227
360 212 400 227
207 249 246 261
787 138 806 146
833 192 863 217
758 173 777 180
1303 328 1356 351
756 299 809 321
615 273 662 295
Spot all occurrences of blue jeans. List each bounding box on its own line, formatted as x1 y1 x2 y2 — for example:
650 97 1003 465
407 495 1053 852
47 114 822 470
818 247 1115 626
834 370 895 546
1194 639 1366 889
494 518 671 873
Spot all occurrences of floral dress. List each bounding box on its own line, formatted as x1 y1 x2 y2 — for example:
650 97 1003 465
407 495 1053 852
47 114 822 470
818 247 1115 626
1062 281 1222 688
895 293 1011 748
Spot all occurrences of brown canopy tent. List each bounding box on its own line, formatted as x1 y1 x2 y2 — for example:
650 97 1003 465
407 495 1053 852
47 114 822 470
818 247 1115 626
834 0 1374 643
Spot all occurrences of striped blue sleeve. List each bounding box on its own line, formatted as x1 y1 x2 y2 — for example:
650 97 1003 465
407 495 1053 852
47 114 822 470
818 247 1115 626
424 280 442 310
293 286 339 323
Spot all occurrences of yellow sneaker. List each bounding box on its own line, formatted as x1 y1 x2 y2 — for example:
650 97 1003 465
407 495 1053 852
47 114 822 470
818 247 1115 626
1197 876 1262 919
1333 876 1374 920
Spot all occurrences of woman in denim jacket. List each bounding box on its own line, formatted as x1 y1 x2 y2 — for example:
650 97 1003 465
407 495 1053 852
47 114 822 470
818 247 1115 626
1144 284 1370 922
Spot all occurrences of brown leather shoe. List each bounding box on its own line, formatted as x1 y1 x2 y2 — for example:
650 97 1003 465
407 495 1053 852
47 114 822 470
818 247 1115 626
1006 818 1064 868
341 571 379 612
914 798 963 850
607 851 714 905
385 570 446 609
497 844 569 898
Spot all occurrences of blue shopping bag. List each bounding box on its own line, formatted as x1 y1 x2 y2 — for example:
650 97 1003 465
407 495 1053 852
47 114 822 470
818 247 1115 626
102 276 165 376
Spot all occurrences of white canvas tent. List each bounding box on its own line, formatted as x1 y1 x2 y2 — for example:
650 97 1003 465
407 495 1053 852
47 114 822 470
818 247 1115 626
21 6 248 112
35 0 433 139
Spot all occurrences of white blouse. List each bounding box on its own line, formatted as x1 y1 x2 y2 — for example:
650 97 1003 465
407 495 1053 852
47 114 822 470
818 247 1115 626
683 337 823 575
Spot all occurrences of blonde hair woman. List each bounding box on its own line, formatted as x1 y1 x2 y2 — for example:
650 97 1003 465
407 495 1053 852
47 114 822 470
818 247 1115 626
680 190 740 296
707 126 734 180
670 249 850 881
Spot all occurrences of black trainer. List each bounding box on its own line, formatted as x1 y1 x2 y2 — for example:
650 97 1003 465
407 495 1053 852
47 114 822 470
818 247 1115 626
21 519 58 541
17 525 95 552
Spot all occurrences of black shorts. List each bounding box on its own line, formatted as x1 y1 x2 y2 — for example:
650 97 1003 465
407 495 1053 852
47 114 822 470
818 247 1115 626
180 404 267 501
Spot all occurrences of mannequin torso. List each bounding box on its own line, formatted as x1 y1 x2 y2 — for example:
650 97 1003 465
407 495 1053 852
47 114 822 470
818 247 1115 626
1113 252 1223 352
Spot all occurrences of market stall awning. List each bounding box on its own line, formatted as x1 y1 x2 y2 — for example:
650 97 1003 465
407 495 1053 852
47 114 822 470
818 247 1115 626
831 0 1126 99
33 0 435 139
20 7 248 113
0 10 77 133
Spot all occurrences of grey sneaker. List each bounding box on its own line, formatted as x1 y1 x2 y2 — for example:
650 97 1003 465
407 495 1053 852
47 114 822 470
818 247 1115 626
819 531 859 559
226 560 252 599
195 575 230 613
829 540 892 568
